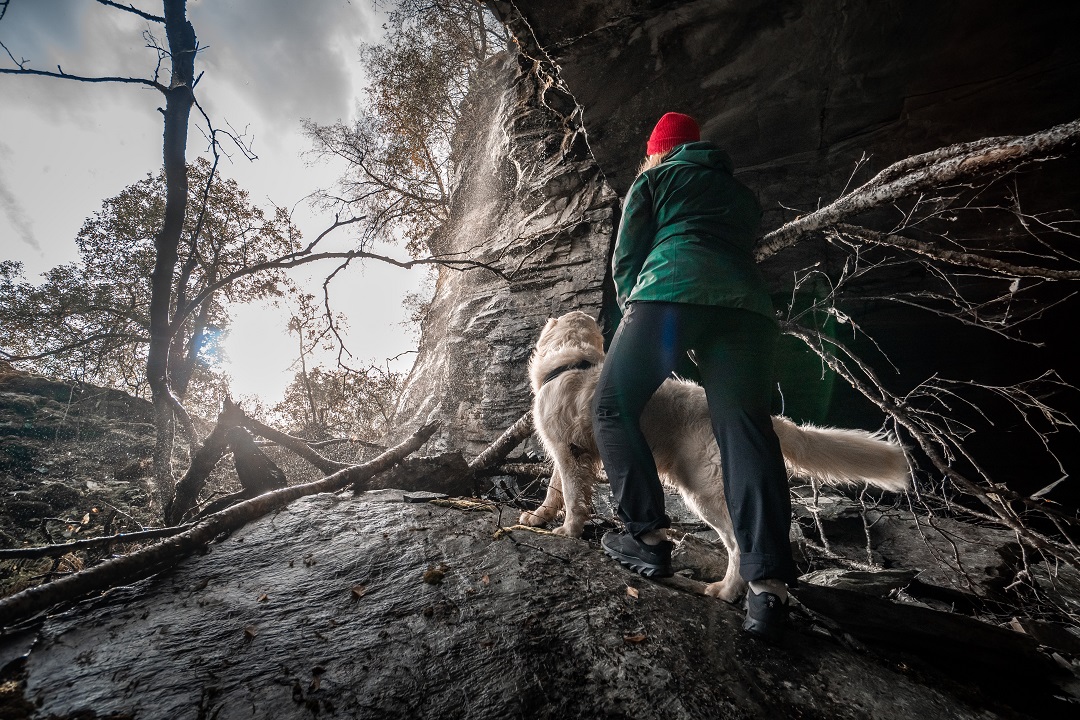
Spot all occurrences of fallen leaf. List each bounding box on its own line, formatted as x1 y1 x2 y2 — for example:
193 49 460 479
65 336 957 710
623 632 647 644
244 625 258 639
422 565 448 584
481 574 490 586
81 513 90 525
625 586 639 599
351 584 368 600
257 593 269 603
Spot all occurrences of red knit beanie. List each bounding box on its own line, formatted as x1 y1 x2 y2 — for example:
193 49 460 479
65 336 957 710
646 112 700 155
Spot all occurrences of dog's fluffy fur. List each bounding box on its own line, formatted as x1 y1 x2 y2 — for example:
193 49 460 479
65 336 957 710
519 310 909 601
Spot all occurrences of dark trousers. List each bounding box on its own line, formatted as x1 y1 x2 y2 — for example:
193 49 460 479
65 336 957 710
591 301 797 584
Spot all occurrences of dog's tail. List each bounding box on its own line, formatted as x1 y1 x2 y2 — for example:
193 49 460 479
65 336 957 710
772 416 909 492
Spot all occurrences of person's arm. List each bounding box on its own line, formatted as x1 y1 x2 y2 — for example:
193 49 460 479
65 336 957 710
611 174 656 311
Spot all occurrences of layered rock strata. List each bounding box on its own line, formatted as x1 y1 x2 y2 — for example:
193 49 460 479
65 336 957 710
392 51 618 454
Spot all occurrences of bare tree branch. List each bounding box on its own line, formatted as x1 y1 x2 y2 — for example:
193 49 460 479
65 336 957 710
0 524 195 560
94 0 165 23
755 118 1080 260
0 40 167 90
0 332 150 362
834 224 1080 280
783 322 1080 567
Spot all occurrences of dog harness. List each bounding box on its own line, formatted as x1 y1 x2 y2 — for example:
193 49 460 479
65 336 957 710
541 360 594 387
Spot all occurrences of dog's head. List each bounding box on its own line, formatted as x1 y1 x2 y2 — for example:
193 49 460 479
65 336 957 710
529 311 605 393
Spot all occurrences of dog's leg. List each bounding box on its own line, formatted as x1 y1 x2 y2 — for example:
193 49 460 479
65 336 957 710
518 466 564 527
677 464 748 603
551 451 595 537
703 532 745 603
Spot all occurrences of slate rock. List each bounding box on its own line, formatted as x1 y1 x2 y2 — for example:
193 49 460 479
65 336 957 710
3 491 1050 719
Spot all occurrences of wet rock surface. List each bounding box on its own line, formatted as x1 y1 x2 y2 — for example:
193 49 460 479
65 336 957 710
4 490 1060 720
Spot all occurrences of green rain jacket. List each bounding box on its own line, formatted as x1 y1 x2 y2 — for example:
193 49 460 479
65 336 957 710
611 141 773 326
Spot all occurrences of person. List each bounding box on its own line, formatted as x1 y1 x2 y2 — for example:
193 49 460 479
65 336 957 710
593 112 796 640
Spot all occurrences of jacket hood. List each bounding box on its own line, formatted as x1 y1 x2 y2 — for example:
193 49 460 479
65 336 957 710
664 141 734 174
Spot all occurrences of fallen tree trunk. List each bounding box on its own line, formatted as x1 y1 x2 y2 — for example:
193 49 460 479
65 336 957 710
240 413 347 474
468 410 533 472
165 398 245 524
0 421 438 628
754 117 1080 260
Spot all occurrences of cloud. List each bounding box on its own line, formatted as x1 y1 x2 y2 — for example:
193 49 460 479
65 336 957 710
0 142 41 252
191 0 382 135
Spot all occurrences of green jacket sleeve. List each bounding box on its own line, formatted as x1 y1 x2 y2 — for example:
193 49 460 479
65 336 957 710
611 175 656 311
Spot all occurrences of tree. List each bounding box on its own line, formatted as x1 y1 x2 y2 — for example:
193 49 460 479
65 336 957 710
303 0 505 257
1 0 201 510
270 364 404 443
0 159 301 413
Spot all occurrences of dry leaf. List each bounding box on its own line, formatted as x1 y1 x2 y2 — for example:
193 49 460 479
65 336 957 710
623 631 647 644
244 625 258 639
309 666 326 692
351 584 368 600
625 586 639 599
422 565 448 584
481 574 490 586
81 513 91 525
257 593 269 603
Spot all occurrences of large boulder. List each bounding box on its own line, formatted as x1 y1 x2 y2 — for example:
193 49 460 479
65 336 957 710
6 490 1069 719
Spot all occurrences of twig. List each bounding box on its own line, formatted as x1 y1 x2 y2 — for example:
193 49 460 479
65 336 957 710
0 525 196 559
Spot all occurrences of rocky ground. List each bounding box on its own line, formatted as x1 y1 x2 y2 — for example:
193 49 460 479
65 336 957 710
0 362 162 596
2 361 1080 718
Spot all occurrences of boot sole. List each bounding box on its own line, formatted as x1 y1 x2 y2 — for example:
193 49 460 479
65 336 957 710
602 546 674 578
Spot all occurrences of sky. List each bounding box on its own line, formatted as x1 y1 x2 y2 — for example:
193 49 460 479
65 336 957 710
0 0 429 405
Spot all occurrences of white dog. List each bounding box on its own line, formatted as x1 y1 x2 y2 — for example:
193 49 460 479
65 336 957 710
519 310 909 601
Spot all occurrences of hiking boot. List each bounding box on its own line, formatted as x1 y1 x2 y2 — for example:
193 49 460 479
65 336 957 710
742 588 789 642
600 531 674 578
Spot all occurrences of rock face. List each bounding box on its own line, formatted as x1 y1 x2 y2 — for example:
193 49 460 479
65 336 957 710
397 1 1080 504
495 0 1080 231
391 52 618 455
6 490 1065 719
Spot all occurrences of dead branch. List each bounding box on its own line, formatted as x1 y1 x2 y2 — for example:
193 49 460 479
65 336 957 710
164 398 245 525
240 414 347 474
485 461 553 478
468 411 534 471
755 117 1080 260
94 0 165 23
834 223 1080 280
0 421 439 628
785 323 1080 567
0 525 195 560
